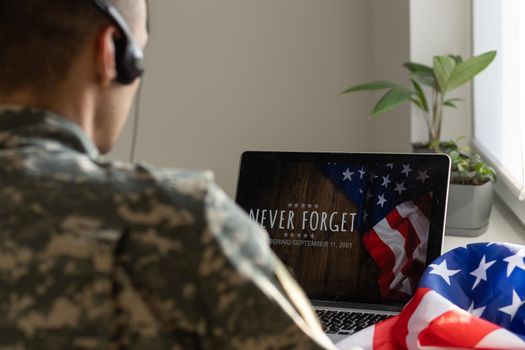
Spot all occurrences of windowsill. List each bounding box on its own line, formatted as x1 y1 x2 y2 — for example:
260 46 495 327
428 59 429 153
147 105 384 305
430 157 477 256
443 195 525 252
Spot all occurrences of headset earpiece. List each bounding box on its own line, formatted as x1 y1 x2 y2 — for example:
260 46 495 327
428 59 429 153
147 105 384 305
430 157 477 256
89 0 145 85
114 37 145 85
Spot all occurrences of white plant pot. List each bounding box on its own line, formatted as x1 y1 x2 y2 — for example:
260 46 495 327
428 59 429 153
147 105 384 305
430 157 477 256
445 181 494 237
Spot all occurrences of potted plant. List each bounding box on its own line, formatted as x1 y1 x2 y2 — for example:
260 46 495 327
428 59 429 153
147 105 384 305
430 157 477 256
341 51 497 152
341 52 498 236
443 142 496 236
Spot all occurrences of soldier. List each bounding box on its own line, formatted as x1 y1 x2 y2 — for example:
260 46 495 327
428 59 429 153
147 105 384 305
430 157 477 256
0 1 340 349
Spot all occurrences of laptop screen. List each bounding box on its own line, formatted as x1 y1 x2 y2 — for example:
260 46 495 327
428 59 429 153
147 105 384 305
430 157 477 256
236 152 450 308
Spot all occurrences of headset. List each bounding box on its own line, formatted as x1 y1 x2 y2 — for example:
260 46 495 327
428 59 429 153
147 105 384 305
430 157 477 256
87 0 145 161
87 0 145 85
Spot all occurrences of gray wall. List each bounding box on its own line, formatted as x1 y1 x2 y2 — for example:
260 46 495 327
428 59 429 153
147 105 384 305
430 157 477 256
370 0 411 152
110 0 411 196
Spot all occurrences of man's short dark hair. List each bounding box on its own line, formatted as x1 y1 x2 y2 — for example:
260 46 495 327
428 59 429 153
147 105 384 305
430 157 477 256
0 0 140 95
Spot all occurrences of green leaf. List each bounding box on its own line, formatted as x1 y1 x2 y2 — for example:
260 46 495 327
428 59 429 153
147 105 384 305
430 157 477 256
471 153 482 164
341 81 400 95
412 72 436 87
446 51 497 92
444 99 462 108
433 56 457 93
404 62 436 87
449 55 463 64
411 79 428 112
371 87 414 117
448 150 460 160
410 98 423 109
404 62 434 74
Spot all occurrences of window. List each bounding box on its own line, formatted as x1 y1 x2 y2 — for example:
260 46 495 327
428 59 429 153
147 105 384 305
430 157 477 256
473 0 525 206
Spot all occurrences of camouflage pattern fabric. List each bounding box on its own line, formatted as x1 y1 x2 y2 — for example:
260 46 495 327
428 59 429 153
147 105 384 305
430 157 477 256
0 107 337 350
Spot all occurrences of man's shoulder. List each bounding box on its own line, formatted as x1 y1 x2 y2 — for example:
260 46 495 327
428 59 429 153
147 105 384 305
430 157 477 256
2 139 221 229
88 159 225 230
99 159 216 202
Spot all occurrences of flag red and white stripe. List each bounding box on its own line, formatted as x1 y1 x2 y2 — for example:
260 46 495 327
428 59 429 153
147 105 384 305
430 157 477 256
336 288 525 350
363 193 432 299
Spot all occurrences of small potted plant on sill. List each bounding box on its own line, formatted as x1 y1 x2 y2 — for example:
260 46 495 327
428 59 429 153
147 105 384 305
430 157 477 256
341 52 498 236
442 141 497 236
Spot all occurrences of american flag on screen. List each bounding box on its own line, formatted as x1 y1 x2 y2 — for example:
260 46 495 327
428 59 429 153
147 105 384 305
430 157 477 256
337 243 525 349
323 162 433 299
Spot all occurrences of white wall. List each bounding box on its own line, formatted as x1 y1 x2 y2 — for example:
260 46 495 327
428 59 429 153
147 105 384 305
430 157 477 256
110 0 412 196
410 0 473 145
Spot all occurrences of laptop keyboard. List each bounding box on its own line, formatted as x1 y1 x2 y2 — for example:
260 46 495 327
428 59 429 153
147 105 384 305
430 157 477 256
316 309 392 335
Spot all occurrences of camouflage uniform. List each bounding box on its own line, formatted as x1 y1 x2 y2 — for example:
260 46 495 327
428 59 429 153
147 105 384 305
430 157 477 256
0 107 337 350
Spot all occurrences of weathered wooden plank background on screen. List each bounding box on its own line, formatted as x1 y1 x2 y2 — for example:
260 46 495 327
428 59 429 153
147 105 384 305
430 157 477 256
237 160 381 302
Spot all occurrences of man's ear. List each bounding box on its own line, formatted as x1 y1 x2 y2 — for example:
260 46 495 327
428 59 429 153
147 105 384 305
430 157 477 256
95 26 119 87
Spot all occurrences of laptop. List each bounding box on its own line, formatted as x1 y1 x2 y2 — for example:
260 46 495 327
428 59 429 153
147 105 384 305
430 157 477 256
235 151 451 343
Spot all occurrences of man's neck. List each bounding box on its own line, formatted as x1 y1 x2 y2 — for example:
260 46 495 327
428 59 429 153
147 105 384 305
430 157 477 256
0 89 95 141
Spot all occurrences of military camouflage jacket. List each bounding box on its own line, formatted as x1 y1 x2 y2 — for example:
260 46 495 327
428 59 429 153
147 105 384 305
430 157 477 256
0 107 337 350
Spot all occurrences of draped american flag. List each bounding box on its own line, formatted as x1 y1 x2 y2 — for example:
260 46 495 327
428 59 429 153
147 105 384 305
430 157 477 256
337 242 525 350
323 161 433 300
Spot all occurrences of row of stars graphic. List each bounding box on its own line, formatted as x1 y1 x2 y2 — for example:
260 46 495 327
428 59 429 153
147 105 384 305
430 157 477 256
429 246 525 320
342 167 430 209
288 203 320 209
283 233 316 239
342 166 431 185
330 162 422 178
